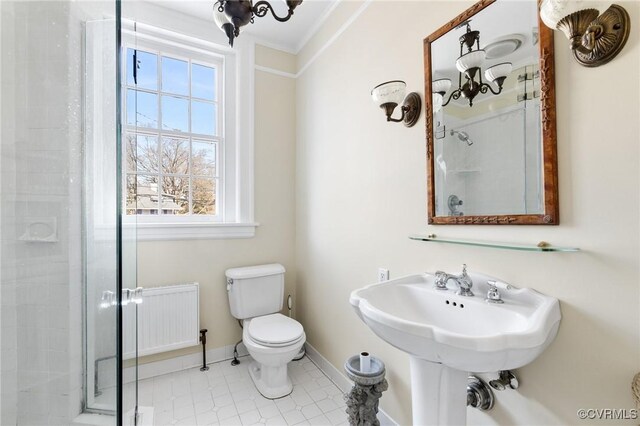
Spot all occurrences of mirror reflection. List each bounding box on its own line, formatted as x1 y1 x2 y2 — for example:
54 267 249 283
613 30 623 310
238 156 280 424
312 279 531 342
430 1 544 218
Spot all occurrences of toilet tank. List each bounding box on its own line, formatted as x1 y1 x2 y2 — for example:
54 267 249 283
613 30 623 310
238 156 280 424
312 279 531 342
226 264 285 320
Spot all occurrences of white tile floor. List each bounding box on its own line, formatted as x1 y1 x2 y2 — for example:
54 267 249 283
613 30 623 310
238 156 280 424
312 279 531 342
136 355 349 426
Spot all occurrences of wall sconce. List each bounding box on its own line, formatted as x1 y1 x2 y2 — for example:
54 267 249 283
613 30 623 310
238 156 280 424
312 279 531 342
371 80 421 128
540 1 630 67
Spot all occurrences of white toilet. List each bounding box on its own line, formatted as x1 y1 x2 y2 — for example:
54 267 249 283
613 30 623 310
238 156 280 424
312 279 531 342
225 264 306 399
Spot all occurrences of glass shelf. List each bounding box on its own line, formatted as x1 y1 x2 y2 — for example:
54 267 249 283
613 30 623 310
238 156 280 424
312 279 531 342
409 234 580 252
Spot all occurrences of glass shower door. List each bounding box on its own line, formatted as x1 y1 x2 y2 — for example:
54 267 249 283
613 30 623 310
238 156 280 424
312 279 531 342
120 14 143 425
1 0 126 423
84 4 141 423
84 12 136 419
0 1 124 424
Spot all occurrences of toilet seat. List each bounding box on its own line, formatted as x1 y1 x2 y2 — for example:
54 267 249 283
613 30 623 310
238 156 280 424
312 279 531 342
248 313 304 347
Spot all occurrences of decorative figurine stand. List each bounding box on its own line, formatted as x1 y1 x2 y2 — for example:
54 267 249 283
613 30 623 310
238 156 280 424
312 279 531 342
343 354 388 426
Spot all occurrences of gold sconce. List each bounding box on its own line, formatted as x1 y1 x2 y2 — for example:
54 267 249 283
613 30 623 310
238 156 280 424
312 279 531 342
540 1 630 67
371 80 422 128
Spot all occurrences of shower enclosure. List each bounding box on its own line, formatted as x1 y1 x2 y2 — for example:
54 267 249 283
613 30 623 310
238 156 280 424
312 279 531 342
1 0 137 423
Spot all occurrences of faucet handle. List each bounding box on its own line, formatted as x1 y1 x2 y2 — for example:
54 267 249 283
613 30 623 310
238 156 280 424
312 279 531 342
461 264 468 275
434 271 448 290
485 280 504 304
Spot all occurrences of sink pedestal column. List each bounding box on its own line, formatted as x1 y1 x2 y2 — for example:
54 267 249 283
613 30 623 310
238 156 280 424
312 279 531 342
410 357 468 425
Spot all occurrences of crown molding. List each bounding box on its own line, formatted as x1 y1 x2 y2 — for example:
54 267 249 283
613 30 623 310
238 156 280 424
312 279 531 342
294 0 344 54
255 65 297 79
297 0 373 77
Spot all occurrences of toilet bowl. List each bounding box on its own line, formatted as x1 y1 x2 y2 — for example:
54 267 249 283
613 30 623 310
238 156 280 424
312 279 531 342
225 264 306 399
242 313 306 398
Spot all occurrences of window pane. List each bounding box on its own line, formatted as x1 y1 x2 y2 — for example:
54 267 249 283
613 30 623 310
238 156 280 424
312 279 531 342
126 134 159 173
129 174 159 215
126 174 137 215
161 57 188 95
162 176 189 215
161 95 189 132
161 137 189 175
192 140 216 176
192 178 216 215
192 64 216 100
191 101 216 136
127 89 158 128
127 48 157 90
125 135 136 172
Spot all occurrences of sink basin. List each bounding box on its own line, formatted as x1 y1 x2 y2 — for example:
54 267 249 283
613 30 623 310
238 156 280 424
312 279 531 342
350 272 560 372
350 271 561 425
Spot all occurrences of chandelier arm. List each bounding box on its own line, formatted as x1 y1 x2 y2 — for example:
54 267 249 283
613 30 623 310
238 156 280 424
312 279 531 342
442 89 461 107
482 83 503 96
253 1 295 22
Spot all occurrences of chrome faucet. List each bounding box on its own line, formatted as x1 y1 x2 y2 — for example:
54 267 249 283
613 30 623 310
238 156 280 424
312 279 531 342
434 264 474 296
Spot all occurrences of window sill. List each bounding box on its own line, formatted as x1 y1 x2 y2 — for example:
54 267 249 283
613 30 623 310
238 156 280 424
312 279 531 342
124 222 259 241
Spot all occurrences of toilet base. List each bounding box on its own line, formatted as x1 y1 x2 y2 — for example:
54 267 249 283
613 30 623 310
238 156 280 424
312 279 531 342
248 361 293 399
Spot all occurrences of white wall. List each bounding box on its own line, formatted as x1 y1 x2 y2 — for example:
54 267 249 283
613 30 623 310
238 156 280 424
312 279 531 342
295 1 639 425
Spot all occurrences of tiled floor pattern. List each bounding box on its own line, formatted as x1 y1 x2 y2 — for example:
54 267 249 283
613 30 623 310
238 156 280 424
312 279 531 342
136 356 348 426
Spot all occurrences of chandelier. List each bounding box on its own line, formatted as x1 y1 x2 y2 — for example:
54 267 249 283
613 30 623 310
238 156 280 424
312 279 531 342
213 0 303 47
435 21 512 108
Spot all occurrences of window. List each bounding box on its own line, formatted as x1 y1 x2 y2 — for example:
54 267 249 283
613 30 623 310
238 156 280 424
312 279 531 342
121 23 256 240
125 48 221 218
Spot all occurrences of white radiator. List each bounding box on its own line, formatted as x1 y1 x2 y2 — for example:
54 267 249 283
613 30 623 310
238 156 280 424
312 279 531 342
123 283 200 359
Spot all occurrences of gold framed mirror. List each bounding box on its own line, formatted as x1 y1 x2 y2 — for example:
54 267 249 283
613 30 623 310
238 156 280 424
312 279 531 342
424 0 559 225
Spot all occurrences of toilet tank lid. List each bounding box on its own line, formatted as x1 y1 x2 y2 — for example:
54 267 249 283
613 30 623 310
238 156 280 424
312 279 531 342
225 263 285 280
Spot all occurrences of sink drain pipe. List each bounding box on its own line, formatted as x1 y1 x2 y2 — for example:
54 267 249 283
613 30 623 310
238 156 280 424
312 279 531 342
467 376 494 410
468 371 519 411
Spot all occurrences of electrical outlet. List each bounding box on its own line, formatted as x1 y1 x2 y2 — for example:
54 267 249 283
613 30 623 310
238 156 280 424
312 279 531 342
378 268 390 282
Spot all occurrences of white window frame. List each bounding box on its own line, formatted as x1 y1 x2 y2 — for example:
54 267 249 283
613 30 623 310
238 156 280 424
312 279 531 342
121 21 257 240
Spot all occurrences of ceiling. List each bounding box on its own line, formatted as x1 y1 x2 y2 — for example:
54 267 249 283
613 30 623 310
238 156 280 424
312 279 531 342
153 0 337 53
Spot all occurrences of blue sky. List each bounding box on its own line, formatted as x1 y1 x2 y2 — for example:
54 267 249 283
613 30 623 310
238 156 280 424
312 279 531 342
126 49 217 136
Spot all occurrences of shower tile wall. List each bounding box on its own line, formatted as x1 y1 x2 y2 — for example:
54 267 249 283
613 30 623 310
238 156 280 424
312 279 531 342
435 105 541 217
1 1 84 424
1 4 19 424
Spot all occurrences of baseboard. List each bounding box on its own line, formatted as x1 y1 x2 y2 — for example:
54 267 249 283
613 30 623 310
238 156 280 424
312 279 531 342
304 343 398 426
123 342 248 383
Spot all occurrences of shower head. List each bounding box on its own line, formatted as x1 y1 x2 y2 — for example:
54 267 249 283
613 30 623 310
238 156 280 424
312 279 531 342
450 129 474 146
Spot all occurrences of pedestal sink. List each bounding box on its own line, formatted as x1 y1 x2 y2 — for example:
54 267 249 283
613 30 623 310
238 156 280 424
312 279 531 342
349 271 561 425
